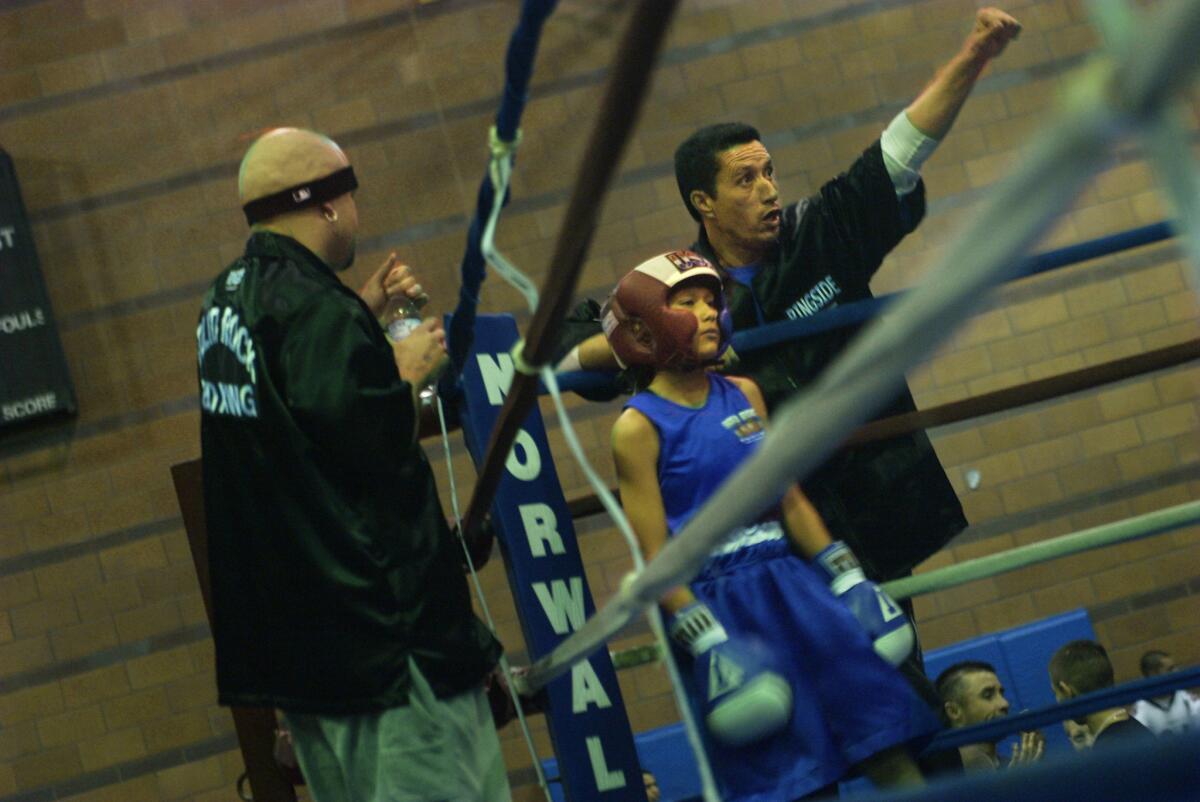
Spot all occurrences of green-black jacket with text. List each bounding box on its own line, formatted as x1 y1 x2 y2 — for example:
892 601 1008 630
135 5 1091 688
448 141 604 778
197 232 499 714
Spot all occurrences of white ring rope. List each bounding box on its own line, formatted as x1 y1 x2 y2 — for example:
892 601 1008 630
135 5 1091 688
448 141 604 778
540 367 720 800
480 123 720 799
1087 0 1200 292
435 396 552 801
482 126 540 314
605 500 1200 671
515 0 1200 694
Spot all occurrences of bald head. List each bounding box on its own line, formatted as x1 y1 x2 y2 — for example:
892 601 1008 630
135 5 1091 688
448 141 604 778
238 128 349 206
237 128 359 271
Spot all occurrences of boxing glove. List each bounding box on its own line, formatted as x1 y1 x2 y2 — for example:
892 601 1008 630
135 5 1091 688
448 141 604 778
668 602 792 746
813 540 914 666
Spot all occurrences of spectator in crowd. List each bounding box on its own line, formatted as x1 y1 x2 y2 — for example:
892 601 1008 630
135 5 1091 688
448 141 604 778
935 660 1044 770
1130 649 1200 736
1049 640 1153 751
643 770 661 802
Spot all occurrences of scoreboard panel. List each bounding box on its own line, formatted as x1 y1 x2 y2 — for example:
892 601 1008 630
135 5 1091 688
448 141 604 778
0 150 76 431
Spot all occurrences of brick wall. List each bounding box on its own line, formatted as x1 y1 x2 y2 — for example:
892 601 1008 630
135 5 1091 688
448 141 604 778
0 0 1196 799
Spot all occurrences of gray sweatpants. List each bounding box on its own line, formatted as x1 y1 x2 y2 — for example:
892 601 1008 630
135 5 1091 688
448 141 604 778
284 659 511 802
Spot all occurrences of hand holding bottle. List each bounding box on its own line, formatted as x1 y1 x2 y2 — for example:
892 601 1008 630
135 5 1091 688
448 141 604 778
374 255 443 400
390 318 448 392
357 253 424 318
377 255 429 342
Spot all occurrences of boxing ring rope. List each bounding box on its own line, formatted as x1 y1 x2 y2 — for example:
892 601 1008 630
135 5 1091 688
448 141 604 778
844 338 1198 445
924 663 1200 754
600 499 1200 672
1091 0 1200 295
445 0 557 376
514 0 1200 696
454 0 682 547
884 500 1200 601
725 221 1180 358
558 335 1199 521
548 218 1181 397
846 667 1200 800
868 731 1200 802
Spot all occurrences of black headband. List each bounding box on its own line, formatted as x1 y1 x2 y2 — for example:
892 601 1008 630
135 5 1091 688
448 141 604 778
242 166 358 226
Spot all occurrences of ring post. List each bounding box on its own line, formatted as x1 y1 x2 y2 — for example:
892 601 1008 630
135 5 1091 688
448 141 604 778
457 314 647 802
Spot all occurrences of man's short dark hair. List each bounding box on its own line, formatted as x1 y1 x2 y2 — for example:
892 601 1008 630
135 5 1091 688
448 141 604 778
674 122 762 222
1050 640 1114 694
935 660 998 704
1140 649 1171 677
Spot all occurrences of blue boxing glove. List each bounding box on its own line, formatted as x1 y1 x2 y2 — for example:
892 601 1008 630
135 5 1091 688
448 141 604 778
668 602 792 746
814 540 914 666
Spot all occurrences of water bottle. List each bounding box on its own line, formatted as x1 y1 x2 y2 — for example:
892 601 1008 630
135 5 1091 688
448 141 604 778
380 295 424 343
380 295 437 402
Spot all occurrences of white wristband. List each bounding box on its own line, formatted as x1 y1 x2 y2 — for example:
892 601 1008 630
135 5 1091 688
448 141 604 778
669 603 729 656
555 344 582 373
881 110 939 196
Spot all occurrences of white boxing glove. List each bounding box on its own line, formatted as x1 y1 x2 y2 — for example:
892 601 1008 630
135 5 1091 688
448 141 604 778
669 602 792 746
814 540 914 666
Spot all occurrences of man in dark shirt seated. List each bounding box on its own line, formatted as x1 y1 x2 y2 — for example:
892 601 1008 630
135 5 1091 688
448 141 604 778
1049 640 1153 750
936 660 1044 770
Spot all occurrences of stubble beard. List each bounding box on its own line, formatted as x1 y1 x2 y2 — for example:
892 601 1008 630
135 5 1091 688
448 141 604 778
333 240 356 272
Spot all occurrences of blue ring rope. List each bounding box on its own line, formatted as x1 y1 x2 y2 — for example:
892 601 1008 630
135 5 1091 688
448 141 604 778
731 220 1175 354
925 663 1200 752
862 731 1200 801
552 219 1177 395
447 0 559 374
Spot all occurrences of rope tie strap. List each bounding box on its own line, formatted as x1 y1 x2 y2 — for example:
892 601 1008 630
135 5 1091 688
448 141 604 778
510 338 542 376
482 127 540 312
486 125 520 229
488 125 523 168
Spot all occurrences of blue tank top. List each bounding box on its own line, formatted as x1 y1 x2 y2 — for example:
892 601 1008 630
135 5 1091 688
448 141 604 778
627 373 770 536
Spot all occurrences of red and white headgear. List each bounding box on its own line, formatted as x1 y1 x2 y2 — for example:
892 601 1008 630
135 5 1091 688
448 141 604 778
601 250 731 369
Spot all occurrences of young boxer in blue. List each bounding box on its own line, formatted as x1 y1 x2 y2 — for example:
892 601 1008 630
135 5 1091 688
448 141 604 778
607 250 936 801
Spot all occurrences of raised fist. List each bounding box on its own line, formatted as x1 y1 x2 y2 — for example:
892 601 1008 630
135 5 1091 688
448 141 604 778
969 7 1022 62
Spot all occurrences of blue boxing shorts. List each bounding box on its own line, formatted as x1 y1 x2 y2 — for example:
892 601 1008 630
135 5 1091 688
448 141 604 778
675 526 938 802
